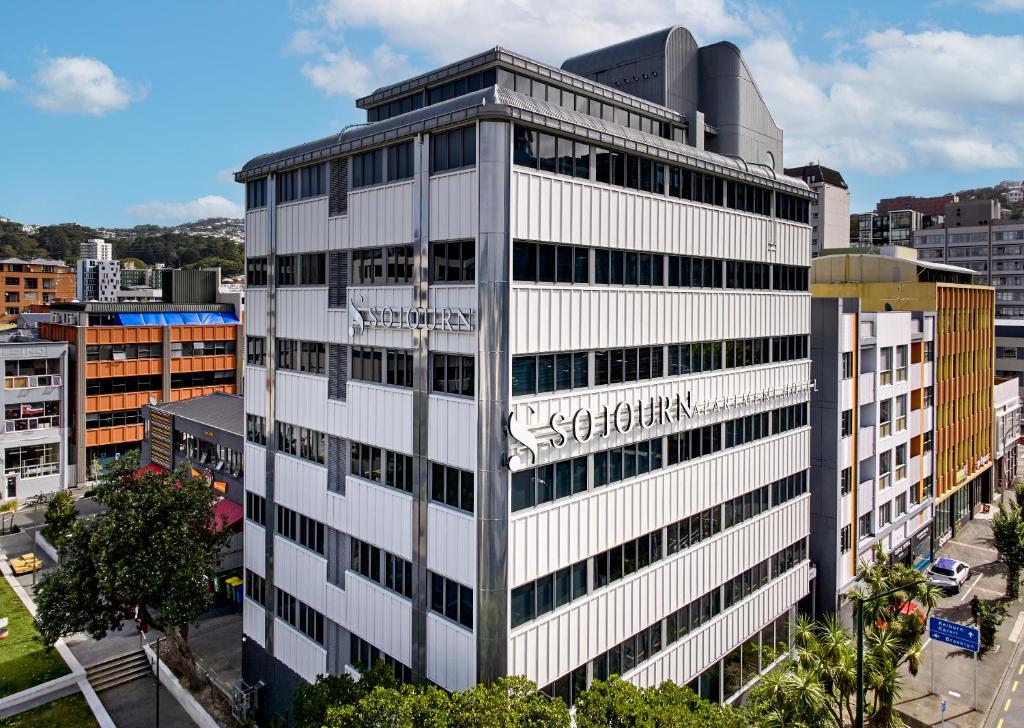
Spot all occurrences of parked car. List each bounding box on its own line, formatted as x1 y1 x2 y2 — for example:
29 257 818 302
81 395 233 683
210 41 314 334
927 557 971 593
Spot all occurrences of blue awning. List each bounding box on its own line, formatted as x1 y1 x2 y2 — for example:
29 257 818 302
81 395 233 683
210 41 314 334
115 312 240 326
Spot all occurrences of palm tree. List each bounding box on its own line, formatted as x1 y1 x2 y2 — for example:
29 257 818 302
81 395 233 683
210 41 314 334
993 484 1024 599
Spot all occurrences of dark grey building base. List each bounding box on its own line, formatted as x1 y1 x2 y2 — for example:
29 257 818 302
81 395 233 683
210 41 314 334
243 636 305 725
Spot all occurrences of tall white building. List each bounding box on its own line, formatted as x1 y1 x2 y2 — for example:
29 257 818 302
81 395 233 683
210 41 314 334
784 164 850 255
237 27 814 720
80 238 113 261
809 299 936 615
76 259 120 302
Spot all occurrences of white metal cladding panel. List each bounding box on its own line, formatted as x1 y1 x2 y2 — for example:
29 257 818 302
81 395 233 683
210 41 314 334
426 504 476 586
841 435 854 470
244 444 266 497
343 575 414 666
324 582 346 626
343 383 414 454
347 286 416 350
244 365 266 416
325 310 351 346
509 288 809 354
429 170 478 241
276 371 329 435
277 287 329 342
510 360 811 464
428 285 478 355
273 535 328 612
245 209 269 257
273 453 327 519
243 599 266 646
336 477 414 561
509 170 810 266
328 182 415 249
245 289 267 337
427 395 478 470
629 564 808 689
508 502 808 687
509 430 809 585
277 197 329 254
841 378 854 411
273 620 327 683
244 521 265 574
426 614 476 691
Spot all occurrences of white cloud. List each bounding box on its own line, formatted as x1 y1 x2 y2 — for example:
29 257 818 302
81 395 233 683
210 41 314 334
302 44 411 98
125 195 243 224
215 168 238 185
30 56 144 116
980 0 1024 11
293 0 751 98
744 29 1024 175
0 70 15 91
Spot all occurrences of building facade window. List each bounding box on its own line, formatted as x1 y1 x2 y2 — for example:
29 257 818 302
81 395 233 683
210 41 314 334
276 162 328 203
351 245 415 286
429 573 473 630
246 178 267 209
277 339 326 375
512 351 588 395
350 537 413 599
430 240 476 283
5 358 61 389
841 409 853 438
246 414 266 445
4 443 59 479
841 466 853 495
246 337 266 366
840 525 852 554
431 353 474 396
514 242 589 284
350 441 413 495
430 125 476 175
275 588 324 645
276 504 325 555
245 492 266 526
246 257 268 286
276 422 325 464
430 463 474 513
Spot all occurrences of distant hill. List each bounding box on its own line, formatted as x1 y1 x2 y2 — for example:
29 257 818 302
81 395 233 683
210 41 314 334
0 216 244 276
955 184 1023 220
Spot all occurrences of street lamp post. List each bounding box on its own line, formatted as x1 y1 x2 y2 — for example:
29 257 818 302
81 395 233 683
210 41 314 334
852 578 927 728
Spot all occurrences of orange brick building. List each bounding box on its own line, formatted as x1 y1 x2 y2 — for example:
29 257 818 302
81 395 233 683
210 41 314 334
813 249 995 543
0 258 75 324
41 302 243 485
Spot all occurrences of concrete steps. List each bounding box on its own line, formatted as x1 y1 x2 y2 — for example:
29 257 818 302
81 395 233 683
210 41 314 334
86 649 151 692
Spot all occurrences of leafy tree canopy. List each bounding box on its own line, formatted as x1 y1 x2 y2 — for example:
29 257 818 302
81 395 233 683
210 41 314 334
33 451 230 646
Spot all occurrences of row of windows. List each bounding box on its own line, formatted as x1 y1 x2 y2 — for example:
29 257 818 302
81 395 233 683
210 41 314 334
512 404 809 513
277 253 326 286
512 125 810 222
512 240 808 291
351 537 413 600
429 572 473 630
85 409 144 430
247 337 266 366
246 414 267 446
350 442 414 495
351 347 413 388
276 339 326 375
245 568 266 606
246 178 267 210
510 469 808 628
246 257 268 286
86 343 163 361
277 162 328 204
85 374 161 395
276 422 325 465
430 125 476 175
349 634 413 684
365 68 496 122
511 351 589 395
276 504 325 555
276 588 324 645
170 371 236 389
431 463 474 514
351 140 414 189
351 245 415 285
723 538 807 610
430 240 475 283
172 340 236 357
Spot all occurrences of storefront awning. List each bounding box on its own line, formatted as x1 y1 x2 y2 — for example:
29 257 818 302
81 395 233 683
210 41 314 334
212 498 243 532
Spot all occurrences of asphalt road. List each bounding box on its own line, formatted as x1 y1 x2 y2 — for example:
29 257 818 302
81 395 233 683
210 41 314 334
987 612 1024 728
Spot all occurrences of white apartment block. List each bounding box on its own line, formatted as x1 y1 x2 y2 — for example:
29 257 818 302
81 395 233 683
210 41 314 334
993 376 1020 494
0 336 69 502
80 238 113 261
76 259 120 302
809 301 935 615
237 27 814 719
783 164 850 254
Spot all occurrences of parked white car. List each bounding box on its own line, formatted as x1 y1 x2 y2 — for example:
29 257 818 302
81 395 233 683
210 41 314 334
927 557 971 593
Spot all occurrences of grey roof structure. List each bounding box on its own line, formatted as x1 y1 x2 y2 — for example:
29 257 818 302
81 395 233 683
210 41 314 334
49 302 235 313
237 85 810 194
151 392 243 436
784 164 848 190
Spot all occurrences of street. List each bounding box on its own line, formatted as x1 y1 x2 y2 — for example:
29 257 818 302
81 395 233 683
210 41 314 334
987 612 1024 728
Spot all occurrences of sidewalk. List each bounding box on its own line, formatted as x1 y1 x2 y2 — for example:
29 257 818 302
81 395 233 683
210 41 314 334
895 507 1024 728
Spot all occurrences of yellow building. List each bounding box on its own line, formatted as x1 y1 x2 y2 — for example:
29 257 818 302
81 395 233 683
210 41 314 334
812 249 994 543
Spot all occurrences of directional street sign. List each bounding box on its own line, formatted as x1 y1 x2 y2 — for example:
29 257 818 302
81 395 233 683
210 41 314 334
928 616 980 653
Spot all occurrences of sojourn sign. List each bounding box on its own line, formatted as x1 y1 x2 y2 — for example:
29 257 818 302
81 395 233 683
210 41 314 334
348 296 474 337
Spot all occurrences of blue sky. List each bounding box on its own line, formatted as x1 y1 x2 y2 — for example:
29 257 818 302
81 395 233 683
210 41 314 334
1 0 1022 228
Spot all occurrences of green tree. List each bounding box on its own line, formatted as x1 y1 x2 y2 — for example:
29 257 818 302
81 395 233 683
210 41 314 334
33 451 230 649
750 546 941 728
40 490 77 553
293 662 399 728
976 601 1005 651
993 481 1024 599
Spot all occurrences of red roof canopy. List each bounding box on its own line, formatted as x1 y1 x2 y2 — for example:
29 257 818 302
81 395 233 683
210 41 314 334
212 498 243 532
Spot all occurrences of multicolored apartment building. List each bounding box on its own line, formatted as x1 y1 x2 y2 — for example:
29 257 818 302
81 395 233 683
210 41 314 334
812 248 995 545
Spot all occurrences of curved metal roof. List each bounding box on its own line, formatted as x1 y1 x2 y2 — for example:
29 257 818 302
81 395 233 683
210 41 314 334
562 26 687 74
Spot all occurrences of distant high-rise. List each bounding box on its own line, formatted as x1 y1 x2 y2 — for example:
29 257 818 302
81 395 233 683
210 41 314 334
80 238 113 261
784 164 850 255
76 259 120 302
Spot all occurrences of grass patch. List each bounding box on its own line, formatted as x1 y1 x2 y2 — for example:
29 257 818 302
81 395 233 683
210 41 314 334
0 693 97 727
0 576 69 697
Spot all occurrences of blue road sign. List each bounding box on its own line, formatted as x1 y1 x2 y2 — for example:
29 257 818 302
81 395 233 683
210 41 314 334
929 616 980 652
